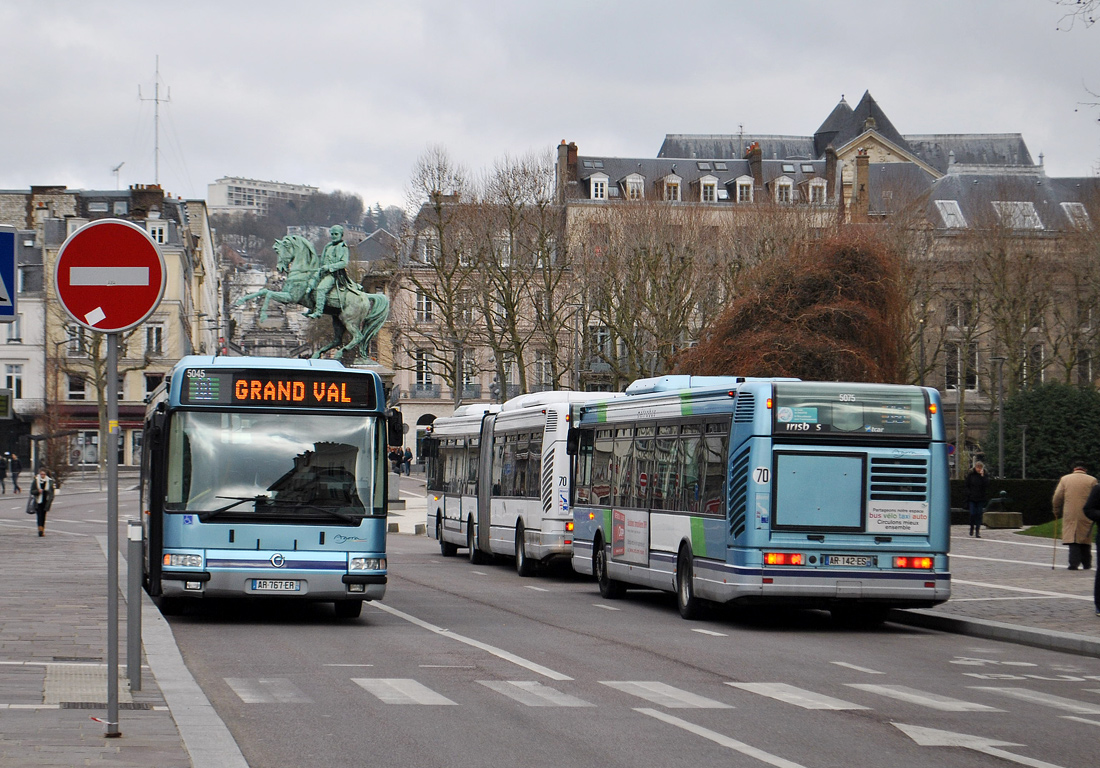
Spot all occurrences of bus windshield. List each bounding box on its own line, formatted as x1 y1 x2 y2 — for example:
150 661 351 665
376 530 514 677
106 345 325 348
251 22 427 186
772 382 929 438
164 411 382 523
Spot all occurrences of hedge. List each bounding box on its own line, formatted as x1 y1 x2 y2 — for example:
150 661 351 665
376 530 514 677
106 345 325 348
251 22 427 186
948 478 1059 526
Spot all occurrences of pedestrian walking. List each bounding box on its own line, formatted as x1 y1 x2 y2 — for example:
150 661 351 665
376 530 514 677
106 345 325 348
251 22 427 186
402 447 413 476
1052 460 1098 570
0 452 8 494
10 453 22 493
30 466 55 538
1083 485 1100 616
965 461 990 537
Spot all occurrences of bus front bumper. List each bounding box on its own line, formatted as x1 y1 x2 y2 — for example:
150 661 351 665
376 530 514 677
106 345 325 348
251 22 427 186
161 570 386 601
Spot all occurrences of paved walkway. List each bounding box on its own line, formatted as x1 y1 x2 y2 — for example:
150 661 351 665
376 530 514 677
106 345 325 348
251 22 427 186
1 471 1098 766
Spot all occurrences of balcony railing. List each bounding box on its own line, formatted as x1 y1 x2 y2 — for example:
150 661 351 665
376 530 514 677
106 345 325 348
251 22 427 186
410 383 441 399
460 384 482 400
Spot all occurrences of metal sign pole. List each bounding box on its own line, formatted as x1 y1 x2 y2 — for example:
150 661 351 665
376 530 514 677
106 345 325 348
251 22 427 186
106 333 120 738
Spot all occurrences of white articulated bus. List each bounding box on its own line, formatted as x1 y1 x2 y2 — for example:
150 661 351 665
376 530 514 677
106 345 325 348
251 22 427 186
425 391 616 576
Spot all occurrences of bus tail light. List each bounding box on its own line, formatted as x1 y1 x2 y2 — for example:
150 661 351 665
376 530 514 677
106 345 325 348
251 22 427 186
928 403 938 415
566 521 574 532
588 512 596 521
894 556 934 569
764 552 804 566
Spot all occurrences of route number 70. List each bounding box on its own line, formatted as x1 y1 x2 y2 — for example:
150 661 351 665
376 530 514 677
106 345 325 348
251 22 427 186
753 467 770 484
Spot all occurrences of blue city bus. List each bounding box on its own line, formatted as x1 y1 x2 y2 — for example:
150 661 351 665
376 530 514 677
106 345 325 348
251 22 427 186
140 356 401 618
570 375 951 622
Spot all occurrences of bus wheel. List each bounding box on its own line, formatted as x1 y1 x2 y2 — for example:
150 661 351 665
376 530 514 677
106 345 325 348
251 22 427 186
438 515 457 557
515 524 534 577
594 538 624 599
156 595 184 617
676 546 701 620
335 600 363 619
467 518 485 564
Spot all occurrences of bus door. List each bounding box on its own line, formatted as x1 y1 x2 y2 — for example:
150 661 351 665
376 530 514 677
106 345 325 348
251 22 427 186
477 414 497 553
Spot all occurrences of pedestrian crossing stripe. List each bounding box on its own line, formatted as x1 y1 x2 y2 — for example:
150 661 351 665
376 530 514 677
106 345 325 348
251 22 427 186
224 678 312 704
353 678 456 705
479 680 593 707
601 681 732 709
728 682 867 710
847 684 1002 712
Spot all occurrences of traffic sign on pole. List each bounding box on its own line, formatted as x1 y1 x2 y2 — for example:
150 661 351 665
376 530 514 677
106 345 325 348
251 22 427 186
54 218 166 332
0 225 17 323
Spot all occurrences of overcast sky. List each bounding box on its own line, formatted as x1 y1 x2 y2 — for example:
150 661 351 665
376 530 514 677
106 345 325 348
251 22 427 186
2 1 1096 212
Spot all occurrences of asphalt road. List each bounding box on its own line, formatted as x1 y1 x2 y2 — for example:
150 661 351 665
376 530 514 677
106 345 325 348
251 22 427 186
164 532 1100 768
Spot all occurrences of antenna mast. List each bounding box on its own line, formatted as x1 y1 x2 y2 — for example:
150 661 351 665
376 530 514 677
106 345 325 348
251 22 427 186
138 56 170 185
111 162 125 190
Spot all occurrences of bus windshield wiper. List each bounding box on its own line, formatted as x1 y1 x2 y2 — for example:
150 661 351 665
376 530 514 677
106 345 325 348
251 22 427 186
272 503 363 524
198 494 271 522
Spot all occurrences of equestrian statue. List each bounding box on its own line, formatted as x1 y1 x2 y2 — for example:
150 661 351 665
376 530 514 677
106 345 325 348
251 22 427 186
234 225 390 360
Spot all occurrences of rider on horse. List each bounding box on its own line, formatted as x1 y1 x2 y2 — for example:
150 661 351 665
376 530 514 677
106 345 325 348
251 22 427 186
307 225 352 318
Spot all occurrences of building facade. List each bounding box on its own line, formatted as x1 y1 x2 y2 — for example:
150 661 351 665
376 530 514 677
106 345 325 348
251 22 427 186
207 176 318 217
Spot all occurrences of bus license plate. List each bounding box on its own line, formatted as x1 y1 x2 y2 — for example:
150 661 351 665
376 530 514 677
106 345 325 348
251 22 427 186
252 579 300 592
826 555 872 567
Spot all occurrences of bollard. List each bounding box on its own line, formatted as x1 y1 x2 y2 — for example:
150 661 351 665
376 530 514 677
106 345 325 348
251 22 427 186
126 520 142 691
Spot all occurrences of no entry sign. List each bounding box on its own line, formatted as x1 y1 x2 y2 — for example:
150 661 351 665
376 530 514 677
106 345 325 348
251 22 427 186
55 218 166 332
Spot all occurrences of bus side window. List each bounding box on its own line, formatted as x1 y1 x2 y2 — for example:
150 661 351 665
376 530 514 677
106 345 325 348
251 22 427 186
701 420 730 517
653 425 680 511
592 429 614 506
680 424 702 513
465 439 479 495
501 433 518 497
527 433 543 499
574 429 595 504
631 425 655 510
611 427 634 508
491 436 505 496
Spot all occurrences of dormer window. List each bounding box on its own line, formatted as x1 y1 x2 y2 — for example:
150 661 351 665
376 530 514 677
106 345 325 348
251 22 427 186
589 173 609 201
808 178 827 205
992 201 1043 230
147 221 168 244
935 200 967 229
699 175 718 203
662 174 682 202
622 173 645 200
1062 202 1092 230
773 176 793 204
733 175 754 203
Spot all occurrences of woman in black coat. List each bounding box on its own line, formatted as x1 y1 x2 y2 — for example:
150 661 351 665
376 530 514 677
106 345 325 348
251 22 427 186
965 460 990 537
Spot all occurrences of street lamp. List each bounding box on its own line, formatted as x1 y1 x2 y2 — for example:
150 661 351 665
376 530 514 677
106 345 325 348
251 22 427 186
1020 424 1028 480
991 356 1006 479
951 384 962 479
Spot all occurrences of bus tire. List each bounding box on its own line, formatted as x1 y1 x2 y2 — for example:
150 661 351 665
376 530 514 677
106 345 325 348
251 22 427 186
467 517 485 564
438 515 457 557
156 595 184 617
676 546 702 620
594 538 625 599
335 600 363 619
515 523 534 577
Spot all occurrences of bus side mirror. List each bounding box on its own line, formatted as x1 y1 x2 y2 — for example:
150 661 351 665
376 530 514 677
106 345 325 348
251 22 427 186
566 427 579 456
385 408 404 446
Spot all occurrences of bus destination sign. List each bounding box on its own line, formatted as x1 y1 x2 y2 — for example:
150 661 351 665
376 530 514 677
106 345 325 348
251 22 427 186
181 368 377 410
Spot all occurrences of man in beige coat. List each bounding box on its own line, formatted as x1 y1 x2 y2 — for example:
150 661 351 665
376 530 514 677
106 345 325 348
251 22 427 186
1052 461 1098 570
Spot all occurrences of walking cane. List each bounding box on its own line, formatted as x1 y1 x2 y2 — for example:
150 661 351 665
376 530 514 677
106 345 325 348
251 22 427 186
1052 516 1059 570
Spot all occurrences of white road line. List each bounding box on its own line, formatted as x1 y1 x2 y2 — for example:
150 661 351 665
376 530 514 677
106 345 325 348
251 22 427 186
971 687 1100 714
692 628 728 637
419 665 475 669
830 661 883 674
0 520 89 536
353 678 456 705
950 596 1071 602
524 585 549 592
224 678 312 704
479 680 593 707
1062 716 1100 727
324 664 374 667
602 681 731 709
728 682 868 710
953 579 1093 602
847 684 1003 712
369 602 572 681
637 708 807 768
953 554 1064 568
594 604 620 611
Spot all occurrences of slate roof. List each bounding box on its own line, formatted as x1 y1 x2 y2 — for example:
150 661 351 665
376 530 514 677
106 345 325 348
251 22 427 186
905 134 1035 174
658 134 815 161
830 91 912 154
924 172 1099 231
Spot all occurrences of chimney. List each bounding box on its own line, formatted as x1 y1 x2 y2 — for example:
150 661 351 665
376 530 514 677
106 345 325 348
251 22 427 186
746 142 763 194
825 147 837 200
851 149 870 223
556 140 569 203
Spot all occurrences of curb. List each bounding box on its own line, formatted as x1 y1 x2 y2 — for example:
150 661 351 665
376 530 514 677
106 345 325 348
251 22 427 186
889 607 1100 659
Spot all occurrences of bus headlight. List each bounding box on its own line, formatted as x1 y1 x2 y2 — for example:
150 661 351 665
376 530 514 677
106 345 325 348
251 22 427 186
350 557 386 571
163 553 202 568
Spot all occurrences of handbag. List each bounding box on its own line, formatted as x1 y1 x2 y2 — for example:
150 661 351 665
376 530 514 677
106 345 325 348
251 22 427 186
24 492 35 515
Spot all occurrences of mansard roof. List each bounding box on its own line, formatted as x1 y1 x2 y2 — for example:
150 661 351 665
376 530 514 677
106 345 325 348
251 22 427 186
905 134 1034 174
658 134 815 161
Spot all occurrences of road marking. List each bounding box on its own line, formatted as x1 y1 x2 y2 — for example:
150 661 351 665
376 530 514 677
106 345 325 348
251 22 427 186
847 684 1002 711
953 579 1093 602
353 678 456 705
602 681 731 709
952 554 1061 568
692 628 728 637
637 708 807 768
896 722 1067 768
525 585 549 592
420 665 475 669
479 680 593 707
471 571 487 576
224 678 312 704
0 520 89 536
324 664 374 667
1062 715 1100 727
970 687 1100 714
728 682 867 710
594 604 620 611
369 602 571 681
830 661 883 674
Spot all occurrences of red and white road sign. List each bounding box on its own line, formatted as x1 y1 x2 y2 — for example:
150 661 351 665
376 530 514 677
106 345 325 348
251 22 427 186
55 219 166 333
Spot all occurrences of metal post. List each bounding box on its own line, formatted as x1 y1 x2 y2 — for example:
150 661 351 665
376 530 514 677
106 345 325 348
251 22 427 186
126 520 142 690
1021 424 1028 480
953 385 961 480
992 356 1006 480
918 315 925 388
454 343 463 410
105 333 120 737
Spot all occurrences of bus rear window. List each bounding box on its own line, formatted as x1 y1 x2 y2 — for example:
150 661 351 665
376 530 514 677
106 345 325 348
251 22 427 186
772 383 929 438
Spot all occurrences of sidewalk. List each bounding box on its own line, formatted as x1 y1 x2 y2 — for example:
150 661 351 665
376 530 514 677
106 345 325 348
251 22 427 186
2 475 1098 767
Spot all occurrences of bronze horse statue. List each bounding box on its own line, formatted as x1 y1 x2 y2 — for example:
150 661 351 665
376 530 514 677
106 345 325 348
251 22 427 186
234 235 390 360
